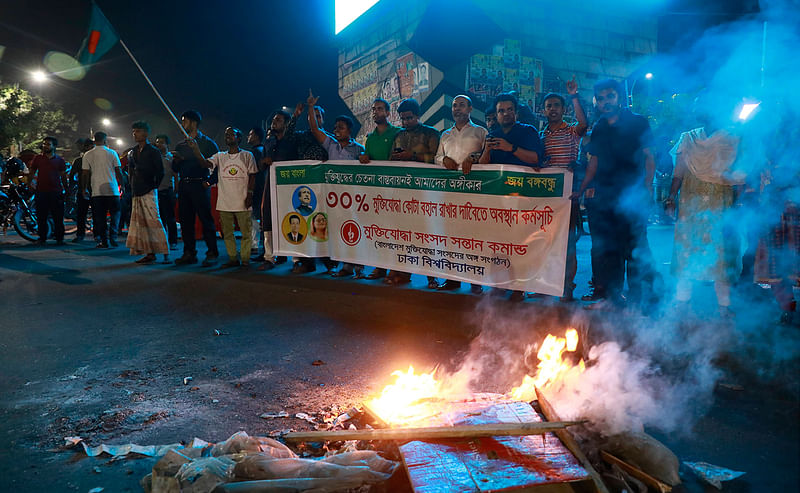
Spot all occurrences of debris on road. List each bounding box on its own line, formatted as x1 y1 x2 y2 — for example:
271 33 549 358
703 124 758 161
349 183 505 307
136 431 397 493
259 412 290 419
66 436 191 458
684 461 746 489
183 377 192 385
311 360 325 366
294 412 317 425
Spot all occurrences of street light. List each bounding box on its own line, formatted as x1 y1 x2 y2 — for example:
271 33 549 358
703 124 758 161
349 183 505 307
102 118 112 127
31 70 48 83
116 139 124 147
628 73 654 107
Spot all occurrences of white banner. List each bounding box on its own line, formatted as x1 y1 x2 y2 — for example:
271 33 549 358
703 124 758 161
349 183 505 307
270 161 572 296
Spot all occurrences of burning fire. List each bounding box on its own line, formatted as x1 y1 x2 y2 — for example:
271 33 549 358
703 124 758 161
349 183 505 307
366 366 443 427
511 328 585 402
368 330 585 425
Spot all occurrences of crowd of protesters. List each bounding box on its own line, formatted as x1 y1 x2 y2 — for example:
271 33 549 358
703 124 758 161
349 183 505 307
2 77 797 325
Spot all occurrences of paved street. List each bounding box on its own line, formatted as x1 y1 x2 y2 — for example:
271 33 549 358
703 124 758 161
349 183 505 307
0 227 797 492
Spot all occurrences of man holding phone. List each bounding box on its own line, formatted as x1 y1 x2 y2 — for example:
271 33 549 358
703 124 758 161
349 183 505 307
387 98 440 288
479 93 544 302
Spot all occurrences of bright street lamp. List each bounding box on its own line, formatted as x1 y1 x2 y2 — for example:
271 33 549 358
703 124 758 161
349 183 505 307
31 70 48 83
645 72 654 80
115 139 124 147
102 118 112 127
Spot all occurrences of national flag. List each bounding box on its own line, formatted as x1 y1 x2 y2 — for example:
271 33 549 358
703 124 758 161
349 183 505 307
76 2 119 66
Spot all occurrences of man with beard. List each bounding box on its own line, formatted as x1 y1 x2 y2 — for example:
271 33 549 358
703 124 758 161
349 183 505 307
387 98 440 288
173 110 221 267
434 95 487 293
125 121 168 264
479 92 544 302
572 79 656 308
359 97 402 280
258 106 300 271
540 77 588 302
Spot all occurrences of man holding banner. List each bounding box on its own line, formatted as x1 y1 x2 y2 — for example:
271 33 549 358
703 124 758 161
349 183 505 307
540 77 588 302
480 92 545 301
306 89 365 278
387 98 440 288
434 95 487 293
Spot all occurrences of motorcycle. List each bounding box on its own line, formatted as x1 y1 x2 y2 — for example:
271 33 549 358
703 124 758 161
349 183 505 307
0 180 39 241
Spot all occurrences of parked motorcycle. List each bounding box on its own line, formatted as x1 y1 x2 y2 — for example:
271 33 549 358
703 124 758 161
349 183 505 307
0 180 39 241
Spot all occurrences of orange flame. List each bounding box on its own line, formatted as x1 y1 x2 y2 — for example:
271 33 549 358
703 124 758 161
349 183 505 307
365 366 442 427
368 330 585 425
510 328 584 401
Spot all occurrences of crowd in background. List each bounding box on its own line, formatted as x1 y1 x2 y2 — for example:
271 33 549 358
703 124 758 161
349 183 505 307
1 77 797 325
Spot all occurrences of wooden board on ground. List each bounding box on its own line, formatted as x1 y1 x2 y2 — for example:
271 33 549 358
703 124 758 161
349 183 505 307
395 394 598 492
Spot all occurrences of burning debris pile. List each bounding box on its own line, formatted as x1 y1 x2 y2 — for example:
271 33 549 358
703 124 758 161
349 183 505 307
65 327 746 492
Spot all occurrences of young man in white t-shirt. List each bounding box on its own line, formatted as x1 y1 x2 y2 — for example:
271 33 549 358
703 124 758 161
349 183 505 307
206 127 258 268
80 131 124 248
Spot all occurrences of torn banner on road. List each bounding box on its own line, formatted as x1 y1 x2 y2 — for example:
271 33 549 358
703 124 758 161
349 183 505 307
270 161 572 296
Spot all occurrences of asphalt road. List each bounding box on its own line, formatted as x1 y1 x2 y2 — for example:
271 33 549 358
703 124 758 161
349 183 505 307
0 227 797 492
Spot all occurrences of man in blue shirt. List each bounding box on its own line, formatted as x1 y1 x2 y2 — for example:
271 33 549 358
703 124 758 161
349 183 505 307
479 93 543 168
307 89 365 278
479 93 544 302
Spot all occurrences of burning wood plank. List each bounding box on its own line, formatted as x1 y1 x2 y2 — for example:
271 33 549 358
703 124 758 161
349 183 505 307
535 387 610 493
283 421 585 443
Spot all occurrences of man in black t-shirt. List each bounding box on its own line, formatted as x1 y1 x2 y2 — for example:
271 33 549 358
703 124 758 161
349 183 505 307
573 79 656 308
172 110 220 266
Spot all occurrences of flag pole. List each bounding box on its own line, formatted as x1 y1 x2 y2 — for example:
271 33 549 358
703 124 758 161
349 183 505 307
117 38 190 139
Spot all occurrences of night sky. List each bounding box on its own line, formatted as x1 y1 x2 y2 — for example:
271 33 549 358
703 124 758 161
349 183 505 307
0 0 347 146
0 0 759 149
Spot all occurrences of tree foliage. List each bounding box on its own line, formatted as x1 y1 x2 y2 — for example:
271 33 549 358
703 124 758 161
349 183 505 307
0 83 79 154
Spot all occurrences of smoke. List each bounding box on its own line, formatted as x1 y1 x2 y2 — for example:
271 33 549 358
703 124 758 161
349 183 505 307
428 0 800 440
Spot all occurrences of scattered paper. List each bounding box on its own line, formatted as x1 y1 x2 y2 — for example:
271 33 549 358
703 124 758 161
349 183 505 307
88 488 104 493
684 461 746 489
259 411 290 419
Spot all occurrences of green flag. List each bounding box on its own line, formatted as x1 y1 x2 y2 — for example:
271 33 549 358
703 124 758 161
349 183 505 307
76 3 119 66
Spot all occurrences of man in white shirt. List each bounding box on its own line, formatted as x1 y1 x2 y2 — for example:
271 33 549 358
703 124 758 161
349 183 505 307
433 95 487 293
435 95 487 174
80 131 124 248
206 127 258 268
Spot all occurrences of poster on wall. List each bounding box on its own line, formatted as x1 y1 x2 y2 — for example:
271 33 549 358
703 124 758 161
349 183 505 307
503 39 520 68
465 41 544 104
415 62 430 93
396 53 416 98
489 55 504 97
534 59 543 93
520 84 536 109
503 68 519 92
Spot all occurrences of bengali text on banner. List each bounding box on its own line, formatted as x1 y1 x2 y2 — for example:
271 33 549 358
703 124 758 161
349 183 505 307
270 161 572 296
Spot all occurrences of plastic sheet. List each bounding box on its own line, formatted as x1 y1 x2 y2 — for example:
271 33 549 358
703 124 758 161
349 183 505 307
684 461 746 489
